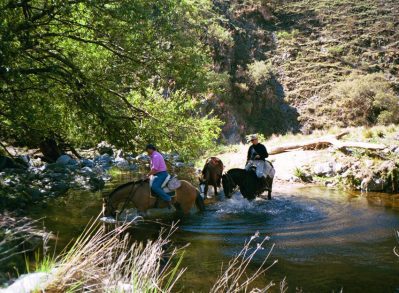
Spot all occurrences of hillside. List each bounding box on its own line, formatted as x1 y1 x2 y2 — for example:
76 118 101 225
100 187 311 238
212 0 399 139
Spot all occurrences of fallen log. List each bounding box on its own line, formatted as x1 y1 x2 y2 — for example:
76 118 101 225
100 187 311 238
269 131 386 155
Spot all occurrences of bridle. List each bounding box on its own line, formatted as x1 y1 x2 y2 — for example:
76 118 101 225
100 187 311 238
105 180 144 217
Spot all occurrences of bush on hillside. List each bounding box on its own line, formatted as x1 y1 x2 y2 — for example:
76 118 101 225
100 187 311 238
325 73 399 127
247 60 274 85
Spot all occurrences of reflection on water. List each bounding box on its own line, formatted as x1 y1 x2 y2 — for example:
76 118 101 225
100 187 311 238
28 174 399 292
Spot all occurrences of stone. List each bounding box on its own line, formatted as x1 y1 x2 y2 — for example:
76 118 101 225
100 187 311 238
94 154 112 166
333 163 347 174
2 271 54 292
56 154 74 165
89 177 105 191
135 153 150 161
0 155 21 170
79 166 94 176
364 160 374 168
361 177 385 192
174 162 185 168
51 182 69 192
114 157 129 169
79 158 94 168
313 162 334 177
115 149 124 158
27 188 43 200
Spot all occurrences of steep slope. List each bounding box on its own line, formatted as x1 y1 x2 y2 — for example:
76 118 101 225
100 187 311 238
270 0 399 132
212 0 399 137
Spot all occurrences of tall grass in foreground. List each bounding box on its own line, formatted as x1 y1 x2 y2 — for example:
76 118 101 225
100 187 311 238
211 232 278 293
45 217 184 292
3 213 282 292
0 213 52 263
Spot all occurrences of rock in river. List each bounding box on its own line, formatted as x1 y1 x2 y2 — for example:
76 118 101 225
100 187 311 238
56 154 75 165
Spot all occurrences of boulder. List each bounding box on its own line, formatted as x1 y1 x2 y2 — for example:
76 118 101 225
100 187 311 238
80 158 94 168
313 162 335 177
333 162 347 174
114 157 129 170
88 177 105 191
79 166 94 176
30 158 45 167
51 182 69 193
135 153 150 161
94 154 112 167
2 272 53 293
115 149 124 158
361 177 385 192
56 155 75 165
0 155 22 170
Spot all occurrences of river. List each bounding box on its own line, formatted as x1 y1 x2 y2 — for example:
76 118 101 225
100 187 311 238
26 172 399 292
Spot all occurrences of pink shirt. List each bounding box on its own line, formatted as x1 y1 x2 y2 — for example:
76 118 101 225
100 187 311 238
150 151 167 173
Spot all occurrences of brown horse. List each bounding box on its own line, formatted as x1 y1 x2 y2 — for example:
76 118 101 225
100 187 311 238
103 179 204 218
199 157 224 199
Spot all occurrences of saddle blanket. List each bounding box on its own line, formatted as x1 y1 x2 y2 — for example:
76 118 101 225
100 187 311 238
149 174 179 195
245 160 275 178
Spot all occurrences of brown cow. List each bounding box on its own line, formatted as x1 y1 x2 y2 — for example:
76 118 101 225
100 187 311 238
199 157 224 199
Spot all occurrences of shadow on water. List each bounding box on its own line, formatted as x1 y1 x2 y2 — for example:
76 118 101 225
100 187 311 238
24 174 399 292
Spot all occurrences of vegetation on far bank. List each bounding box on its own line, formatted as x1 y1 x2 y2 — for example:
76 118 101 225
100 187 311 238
207 125 399 193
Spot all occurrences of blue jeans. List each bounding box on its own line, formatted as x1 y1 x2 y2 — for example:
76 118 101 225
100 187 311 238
152 171 171 202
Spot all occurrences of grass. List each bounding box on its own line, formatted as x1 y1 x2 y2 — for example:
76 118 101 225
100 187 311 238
107 167 125 178
3 213 282 292
44 216 184 292
294 167 306 178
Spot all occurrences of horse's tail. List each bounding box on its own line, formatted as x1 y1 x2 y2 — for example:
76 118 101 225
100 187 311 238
195 190 205 212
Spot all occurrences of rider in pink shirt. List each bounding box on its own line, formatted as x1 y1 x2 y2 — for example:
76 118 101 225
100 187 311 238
146 144 172 205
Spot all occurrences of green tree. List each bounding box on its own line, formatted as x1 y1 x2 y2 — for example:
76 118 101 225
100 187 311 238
0 0 223 159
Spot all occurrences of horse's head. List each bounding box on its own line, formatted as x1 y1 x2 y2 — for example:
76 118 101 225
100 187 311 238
221 173 233 198
103 196 116 218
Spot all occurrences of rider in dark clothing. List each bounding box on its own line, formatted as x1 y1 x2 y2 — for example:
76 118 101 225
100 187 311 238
247 134 268 161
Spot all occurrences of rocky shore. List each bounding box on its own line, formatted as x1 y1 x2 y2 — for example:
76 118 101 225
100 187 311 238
0 142 193 211
215 127 399 194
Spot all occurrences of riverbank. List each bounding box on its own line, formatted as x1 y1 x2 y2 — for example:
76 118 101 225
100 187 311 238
207 125 399 193
0 142 196 212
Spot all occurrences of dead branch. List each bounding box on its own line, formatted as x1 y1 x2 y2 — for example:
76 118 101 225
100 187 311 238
269 131 386 155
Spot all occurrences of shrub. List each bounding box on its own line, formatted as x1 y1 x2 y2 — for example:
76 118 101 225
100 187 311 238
328 45 345 56
208 23 234 47
362 128 374 139
247 60 274 85
325 73 399 127
276 29 300 40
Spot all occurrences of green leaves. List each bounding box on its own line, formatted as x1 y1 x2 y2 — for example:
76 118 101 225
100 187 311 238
0 0 222 158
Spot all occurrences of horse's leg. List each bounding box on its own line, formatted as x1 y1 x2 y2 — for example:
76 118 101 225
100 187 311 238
267 177 273 200
203 182 208 199
213 183 218 196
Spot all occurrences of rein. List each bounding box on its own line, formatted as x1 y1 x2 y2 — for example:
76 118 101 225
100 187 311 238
109 179 146 217
226 172 238 193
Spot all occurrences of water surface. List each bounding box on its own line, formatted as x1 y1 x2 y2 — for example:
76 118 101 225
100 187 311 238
28 174 399 292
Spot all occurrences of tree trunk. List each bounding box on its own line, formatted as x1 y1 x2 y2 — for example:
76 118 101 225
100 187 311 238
39 138 62 162
269 131 386 155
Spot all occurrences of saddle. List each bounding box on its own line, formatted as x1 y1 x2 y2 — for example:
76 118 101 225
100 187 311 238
149 175 180 198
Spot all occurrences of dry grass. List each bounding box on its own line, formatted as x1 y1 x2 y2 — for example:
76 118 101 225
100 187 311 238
45 217 184 292
2 213 286 292
0 212 53 263
210 232 277 293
